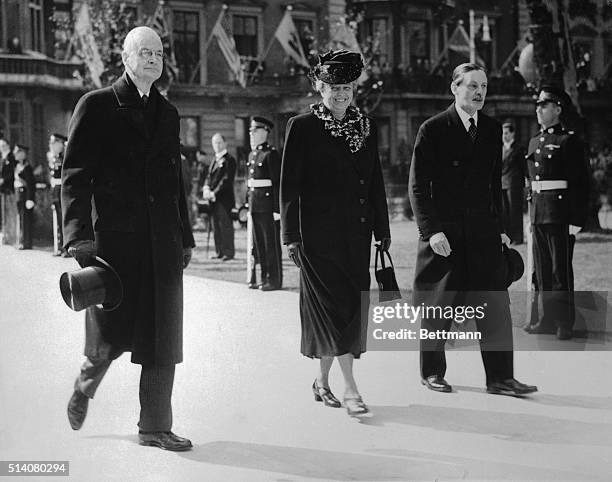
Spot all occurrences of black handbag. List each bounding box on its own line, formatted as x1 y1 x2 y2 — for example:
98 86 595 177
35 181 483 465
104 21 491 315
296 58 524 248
374 244 402 302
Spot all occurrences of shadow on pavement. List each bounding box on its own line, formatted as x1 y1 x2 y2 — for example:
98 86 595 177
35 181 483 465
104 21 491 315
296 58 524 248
361 404 612 446
176 440 596 480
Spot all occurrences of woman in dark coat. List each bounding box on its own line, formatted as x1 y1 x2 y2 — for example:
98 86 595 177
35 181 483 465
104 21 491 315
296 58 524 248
280 50 391 418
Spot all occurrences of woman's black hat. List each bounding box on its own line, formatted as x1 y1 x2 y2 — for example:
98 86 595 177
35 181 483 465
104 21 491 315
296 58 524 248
311 49 364 84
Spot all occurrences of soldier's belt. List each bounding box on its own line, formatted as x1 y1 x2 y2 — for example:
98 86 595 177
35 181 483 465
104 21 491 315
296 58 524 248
531 180 568 193
247 179 272 188
50 178 62 187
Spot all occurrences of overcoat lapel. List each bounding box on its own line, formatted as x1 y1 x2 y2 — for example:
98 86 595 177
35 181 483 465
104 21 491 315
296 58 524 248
145 88 175 163
446 103 475 159
112 74 148 140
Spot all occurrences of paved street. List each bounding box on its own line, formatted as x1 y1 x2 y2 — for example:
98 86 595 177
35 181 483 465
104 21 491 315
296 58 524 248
1 245 612 481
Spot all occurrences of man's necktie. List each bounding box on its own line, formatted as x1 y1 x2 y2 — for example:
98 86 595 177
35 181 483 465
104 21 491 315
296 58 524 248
142 94 149 108
468 117 477 143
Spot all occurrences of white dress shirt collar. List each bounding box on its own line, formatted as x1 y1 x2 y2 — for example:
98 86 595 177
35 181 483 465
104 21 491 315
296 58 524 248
215 149 227 161
455 103 478 132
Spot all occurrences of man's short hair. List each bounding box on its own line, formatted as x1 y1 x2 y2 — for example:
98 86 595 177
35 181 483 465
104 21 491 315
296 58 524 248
212 133 225 142
452 63 487 85
502 120 515 133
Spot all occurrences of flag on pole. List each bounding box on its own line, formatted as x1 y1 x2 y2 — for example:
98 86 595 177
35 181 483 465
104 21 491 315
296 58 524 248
212 11 247 88
447 22 484 64
73 3 104 87
148 1 179 84
274 9 309 68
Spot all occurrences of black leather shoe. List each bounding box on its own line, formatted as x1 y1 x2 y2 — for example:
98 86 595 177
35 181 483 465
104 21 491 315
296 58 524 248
312 380 341 408
222 256 234 261
247 282 261 289
556 327 573 340
421 375 452 392
487 378 538 396
523 323 556 335
138 431 193 451
260 282 280 291
67 389 89 430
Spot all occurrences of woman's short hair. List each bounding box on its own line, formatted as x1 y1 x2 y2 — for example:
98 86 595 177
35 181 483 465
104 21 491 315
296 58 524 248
451 63 487 86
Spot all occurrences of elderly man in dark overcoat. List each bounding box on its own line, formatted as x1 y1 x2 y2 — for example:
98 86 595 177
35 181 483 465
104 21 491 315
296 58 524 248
61 26 195 451
409 63 537 396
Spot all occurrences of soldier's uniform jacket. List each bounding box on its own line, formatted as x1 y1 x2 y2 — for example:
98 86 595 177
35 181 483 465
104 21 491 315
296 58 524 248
525 123 589 226
49 151 63 202
14 162 35 202
247 142 281 214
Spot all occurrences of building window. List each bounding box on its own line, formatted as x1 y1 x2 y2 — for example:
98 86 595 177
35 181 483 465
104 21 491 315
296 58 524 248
367 17 390 57
173 10 200 84
0 99 24 145
404 20 430 70
29 0 44 53
233 14 258 58
293 17 315 59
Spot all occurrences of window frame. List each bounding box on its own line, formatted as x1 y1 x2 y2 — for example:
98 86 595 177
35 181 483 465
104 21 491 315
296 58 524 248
28 0 44 53
171 2 206 85
229 4 264 65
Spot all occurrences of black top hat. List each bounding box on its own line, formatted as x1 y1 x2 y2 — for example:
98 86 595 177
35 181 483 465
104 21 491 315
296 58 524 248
250 116 274 130
59 256 123 312
536 84 572 108
50 133 68 142
311 49 364 84
502 246 524 287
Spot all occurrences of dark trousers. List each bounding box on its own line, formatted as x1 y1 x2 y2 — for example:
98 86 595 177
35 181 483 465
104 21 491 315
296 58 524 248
420 292 514 385
501 186 524 244
16 200 32 249
530 223 575 330
211 201 234 258
76 355 175 432
252 211 282 287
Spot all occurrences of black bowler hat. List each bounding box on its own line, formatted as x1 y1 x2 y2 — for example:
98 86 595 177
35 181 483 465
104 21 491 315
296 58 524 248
311 49 364 84
50 133 67 142
59 257 123 312
502 246 524 287
535 84 572 108
250 116 274 130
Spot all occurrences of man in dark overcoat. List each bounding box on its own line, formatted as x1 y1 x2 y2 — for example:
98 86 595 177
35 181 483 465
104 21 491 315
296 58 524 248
13 144 35 250
409 63 537 396
523 85 589 340
61 26 195 451
0 136 16 230
48 133 67 256
247 116 282 291
501 121 526 244
204 133 236 260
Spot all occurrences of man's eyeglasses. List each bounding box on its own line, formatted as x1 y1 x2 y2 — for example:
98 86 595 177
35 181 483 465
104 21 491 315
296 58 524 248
138 48 165 60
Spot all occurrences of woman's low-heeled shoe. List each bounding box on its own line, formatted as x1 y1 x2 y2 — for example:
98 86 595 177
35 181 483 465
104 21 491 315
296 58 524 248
312 380 341 408
343 396 372 418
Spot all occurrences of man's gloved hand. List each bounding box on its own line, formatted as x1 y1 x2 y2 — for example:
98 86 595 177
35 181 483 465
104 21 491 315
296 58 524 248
67 240 96 267
183 247 193 269
287 242 301 268
273 212 281 221
378 237 391 251
429 232 451 257
569 224 581 236
25 200 35 210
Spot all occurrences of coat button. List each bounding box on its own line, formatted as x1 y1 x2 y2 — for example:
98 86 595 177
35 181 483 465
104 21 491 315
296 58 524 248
536 149 541 154
360 217 366 223
534 162 539 167
258 162 263 167
171 158 176 165
265 192 270 197
558 194 563 199
359 179 364 185
547 154 552 158
360 198 365 205
540 137 545 142
535 175 540 180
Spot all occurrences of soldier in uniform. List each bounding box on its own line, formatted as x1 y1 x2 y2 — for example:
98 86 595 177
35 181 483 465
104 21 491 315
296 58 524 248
0 136 16 230
48 133 67 256
247 116 282 291
523 85 589 340
13 144 35 250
